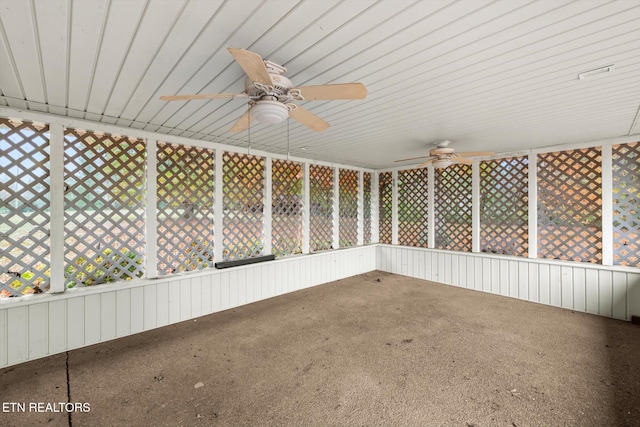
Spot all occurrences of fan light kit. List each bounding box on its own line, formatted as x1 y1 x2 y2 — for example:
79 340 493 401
394 140 494 169
160 48 367 132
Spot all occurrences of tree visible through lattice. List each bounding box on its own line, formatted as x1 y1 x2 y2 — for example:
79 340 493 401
480 157 529 257
339 169 358 247
223 152 265 261
309 165 333 252
64 129 146 287
612 142 639 267
1 119 50 298
157 142 214 274
272 159 303 257
378 172 392 244
434 164 472 251
398 168 429 247
537 147 602 263
363 172 372 244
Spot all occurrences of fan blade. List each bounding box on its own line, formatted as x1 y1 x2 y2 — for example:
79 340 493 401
229 110 251 133
160 93 248 101
418 159 434 168
394 155 435 163
453 156 474 165
289 105 329 132
228 48 272 85
296 83 367 100
458 151 495 157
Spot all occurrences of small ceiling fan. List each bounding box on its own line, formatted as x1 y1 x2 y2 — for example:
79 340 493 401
160 48 367 132
394 140 494 168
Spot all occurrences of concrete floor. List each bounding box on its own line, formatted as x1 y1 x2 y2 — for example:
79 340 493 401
2 271 639 426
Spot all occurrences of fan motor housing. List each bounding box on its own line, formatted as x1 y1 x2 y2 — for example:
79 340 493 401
244 74 294 101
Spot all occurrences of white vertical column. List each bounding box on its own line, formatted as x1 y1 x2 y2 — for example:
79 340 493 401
263 156 272 255
528 152 537 259
302 163 310 253
392 170 398 245
371 171 379 243
472 159 481 253
333 167 340 249
214 150 224 261
601 144 613 265
357 170 364 245
428 166 435 249
145 139 159 278
49 124 65 293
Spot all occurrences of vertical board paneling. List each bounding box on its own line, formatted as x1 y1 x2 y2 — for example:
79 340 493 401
100 292 116 341
179 279 192 320
48 300 66 354
539 264 550 304
518 262 529 300
474 258 483 290
144 286 157 330
67 298 84 349
482 258 491 292
509 261 519 298
201 275 212 315
466 257 474 288
585 269 599 314
549 265 561 307
28 303 48 359
561 266 574 309
191 276 202 318
573 268 586 312
599 271 613 317
495 259 505 295
116 289 131 337
451 254 459 286
612 272 627 320
0 310 7 366
168 280 181 323
130 287 144 333
156 282 169 326
211 273 222 312
84 294 101 345
7 307 28 364
229 270 239 308
528 263 539 302
629 273 640 318
443 253 452 284
221 272 230 310
253 266 263 300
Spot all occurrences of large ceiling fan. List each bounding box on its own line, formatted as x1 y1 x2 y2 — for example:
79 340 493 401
395 140 494 168
160 48 367 132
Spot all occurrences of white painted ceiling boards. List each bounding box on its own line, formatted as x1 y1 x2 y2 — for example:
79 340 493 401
1 0 639 168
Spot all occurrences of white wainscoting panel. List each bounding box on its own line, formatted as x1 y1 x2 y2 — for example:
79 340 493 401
0 245 376 369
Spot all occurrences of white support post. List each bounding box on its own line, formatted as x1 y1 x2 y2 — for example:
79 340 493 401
333 167 340 249
428 166 435 249
371 171 379 243
528 152 537 259
357 170 364 245
214 149 224 261
302 163 310 254
145 138 159 278
472 159 481 253
392 170 398 245
49 124 65 293
601 144 613 265
264 156 272 255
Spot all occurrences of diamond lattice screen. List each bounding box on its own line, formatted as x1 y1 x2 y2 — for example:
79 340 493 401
1 119 50 298
363 172 372 244
156 142 214 274
612 141 640 267
222 152 265 261
398 168 429 247
63 129 146 288
537 147 602 263
434 164 472 251
272 159 303 257
378 172 392 244
309 165 334 252
339 169 358 247
480 157 529 257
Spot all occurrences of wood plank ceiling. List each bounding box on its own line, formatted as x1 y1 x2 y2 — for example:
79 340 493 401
1 0 639 168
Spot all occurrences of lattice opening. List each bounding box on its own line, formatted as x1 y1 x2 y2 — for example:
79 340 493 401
480 157 529 257
434 164 472 251
378 172 392 244
363 172 372 244
339 169 358 247
222 152 265 261
1 119 50 298
64 129 146 288
309 165 333 252
272 159 303 257
157 142 214 274
398 168 428 247
612 141 640 267
537 147 602 263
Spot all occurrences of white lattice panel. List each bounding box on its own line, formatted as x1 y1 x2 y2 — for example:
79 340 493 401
0 119 50 298
480 157 529 257
363 172 372 244
309 165 333 252
271 159 303 257
339 169 358 248
397 168 429 247
64 129 147 287
612 142 639 268
378 172 393 244
156 142 214 274
537 148 602 264
222 152 265 261
434 164 472 251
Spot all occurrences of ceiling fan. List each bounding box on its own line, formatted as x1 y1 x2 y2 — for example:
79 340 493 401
160 47 367 133
394 140 494 168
